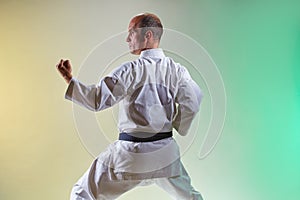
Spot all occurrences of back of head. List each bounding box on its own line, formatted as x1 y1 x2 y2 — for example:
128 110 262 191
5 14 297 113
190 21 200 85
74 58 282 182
130 13 163 40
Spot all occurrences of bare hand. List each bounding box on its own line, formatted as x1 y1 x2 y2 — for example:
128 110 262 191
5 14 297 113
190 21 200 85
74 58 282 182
56 59 73 84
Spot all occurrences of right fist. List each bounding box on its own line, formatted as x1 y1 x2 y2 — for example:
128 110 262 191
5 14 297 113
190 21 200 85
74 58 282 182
56 59 73 84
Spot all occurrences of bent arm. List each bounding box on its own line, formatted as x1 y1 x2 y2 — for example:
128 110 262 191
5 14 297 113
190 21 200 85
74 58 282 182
65 76 125 112
173 72 203 136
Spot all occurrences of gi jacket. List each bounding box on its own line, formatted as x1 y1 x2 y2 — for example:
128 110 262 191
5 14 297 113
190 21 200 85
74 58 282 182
65 48 202 180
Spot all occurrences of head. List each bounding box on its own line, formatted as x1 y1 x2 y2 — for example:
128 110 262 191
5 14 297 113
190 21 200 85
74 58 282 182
126 13 163 55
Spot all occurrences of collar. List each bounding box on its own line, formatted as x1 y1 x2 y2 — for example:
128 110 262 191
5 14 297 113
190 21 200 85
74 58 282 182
139 48 165 59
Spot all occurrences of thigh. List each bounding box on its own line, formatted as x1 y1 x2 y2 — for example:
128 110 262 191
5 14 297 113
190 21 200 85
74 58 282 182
69 158 104 200
70 158 143 200
71 179 142 200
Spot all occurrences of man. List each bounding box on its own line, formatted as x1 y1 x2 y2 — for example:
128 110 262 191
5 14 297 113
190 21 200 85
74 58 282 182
56 13 203 200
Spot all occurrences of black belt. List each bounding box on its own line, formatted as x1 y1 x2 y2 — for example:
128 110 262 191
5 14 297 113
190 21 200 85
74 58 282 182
119 131 173 142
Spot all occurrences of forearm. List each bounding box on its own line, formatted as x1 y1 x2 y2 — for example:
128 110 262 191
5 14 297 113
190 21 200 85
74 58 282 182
65 77 124 112
65 78 117 111
173 105 198 136
174 80 203 136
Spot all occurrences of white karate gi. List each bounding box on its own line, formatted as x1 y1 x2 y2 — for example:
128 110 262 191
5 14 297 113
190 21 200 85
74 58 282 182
65 48 203 200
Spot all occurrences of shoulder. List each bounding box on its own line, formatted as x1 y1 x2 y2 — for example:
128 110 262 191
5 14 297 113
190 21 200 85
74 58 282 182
166 57 191 79
108 60 143 85
110 60 137 77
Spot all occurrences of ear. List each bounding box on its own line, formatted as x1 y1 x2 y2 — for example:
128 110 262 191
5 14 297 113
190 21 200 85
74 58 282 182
145 30 152 39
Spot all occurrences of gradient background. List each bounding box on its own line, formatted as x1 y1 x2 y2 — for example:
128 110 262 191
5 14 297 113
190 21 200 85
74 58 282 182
1 0 300 199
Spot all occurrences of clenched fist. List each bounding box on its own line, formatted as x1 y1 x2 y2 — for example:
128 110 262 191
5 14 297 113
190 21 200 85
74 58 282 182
56 59 73 84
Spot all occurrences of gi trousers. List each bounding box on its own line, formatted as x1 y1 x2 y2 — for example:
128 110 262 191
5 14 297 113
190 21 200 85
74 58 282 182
70 139 203 200
70 162 202 200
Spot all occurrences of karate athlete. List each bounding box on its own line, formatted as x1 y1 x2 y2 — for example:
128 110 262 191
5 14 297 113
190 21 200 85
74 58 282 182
56 13 204 200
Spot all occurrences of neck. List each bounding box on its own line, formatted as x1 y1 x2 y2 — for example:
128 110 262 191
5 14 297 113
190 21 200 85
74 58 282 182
140 47 156 52
142 41 159 51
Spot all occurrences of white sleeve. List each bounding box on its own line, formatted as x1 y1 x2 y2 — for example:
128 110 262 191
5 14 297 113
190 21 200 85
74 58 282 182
172 69 203 136
65 76 125 112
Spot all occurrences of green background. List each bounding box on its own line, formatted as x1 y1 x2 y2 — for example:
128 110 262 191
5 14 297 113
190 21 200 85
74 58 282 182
0 0 299 199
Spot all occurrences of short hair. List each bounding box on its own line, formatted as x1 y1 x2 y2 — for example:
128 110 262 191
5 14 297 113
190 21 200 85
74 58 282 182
131 13 163 40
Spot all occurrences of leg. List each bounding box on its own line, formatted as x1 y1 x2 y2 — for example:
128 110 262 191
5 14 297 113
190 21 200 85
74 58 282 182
155 163 203 200
70 157 142 200
70 176 142 200
69 165 98 200
97 179 144 200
